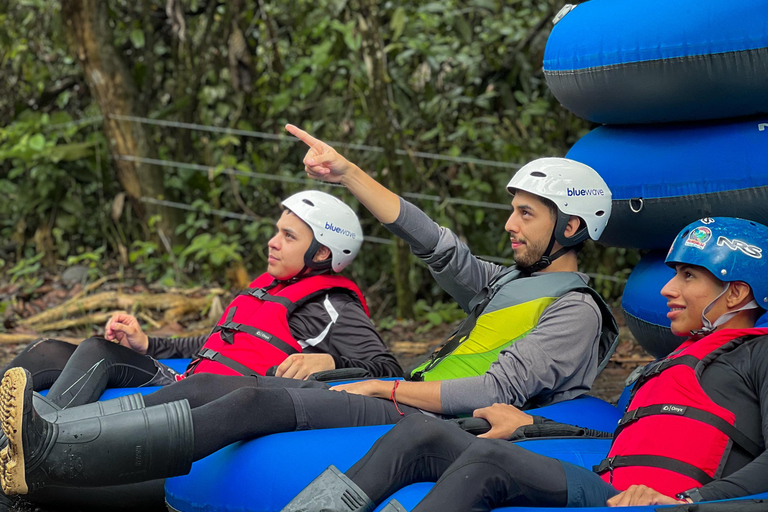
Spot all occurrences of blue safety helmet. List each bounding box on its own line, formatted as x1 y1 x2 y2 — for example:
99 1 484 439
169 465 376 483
666 217 768 309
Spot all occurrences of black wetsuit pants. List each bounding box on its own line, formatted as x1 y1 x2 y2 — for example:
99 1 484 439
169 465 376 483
345 414 571 512
2 337 167 408
4 341 423 463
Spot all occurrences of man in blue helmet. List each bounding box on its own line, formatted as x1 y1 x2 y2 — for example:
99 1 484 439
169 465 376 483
279 217 768 511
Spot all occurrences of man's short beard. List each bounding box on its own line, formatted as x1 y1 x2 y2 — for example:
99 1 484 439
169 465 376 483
513 238 549 268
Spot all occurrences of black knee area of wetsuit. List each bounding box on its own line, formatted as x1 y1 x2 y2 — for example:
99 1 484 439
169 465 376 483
45 337 160 408
1 338 77 391
368 415 464 457
142 372 262 408
421 441 568 511
348 415 476 504
190 386 297 460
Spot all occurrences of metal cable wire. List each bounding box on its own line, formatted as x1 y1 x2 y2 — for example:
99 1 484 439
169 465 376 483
120 154 513 210
118 154 311 185
51 114 518 209
105 114 523 170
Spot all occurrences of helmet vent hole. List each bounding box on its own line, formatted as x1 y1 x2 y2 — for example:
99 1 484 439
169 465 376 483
302 199 315 207
343 249 351 254
595 210 605 217
530 171 547 178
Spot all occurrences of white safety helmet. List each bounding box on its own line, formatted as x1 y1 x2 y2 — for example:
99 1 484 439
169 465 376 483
281 191 364 273
506 157 612 247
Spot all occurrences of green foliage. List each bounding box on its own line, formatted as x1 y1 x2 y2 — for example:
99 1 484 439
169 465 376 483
179 233 243 271
6 253 45 293
129 240 168 283
414 299 466 333
66 246 106 280
0 0 636 313
0 109 113 266
578 242 642 305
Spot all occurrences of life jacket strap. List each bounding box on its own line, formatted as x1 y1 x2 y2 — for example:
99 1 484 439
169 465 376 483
615 404 762 458
410 284 496 381
211 307 299 355
626 355 700 404
237 287 295 311
190 348 261 377
593 455 714 486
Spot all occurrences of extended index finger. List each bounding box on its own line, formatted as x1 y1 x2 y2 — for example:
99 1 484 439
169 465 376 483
285 124 323 150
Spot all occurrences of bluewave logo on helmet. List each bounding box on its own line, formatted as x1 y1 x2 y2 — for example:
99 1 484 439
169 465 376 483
566 187 606 197
325 221 357 239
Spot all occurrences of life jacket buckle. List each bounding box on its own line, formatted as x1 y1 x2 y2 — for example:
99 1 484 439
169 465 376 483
220 328 236 344
248 288 268 300
607 456 616 484
622 408 639 424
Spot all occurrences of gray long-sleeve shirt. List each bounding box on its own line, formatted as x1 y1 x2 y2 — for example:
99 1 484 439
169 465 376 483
385 198 603 414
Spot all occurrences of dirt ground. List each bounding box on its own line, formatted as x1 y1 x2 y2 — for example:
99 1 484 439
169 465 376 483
0 275 653 511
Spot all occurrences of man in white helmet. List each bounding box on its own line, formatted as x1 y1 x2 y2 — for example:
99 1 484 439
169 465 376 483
2 191 402 411
285 125 618 413
0 130 618 500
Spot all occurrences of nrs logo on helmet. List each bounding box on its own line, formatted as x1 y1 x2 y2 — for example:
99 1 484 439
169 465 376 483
717 236 763 259
325 221 357 239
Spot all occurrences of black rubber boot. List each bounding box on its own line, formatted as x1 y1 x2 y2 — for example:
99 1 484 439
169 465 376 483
32 392 60 417
0 391 144 454
42 392 145 422
0 368 193 495
280 465 374 512
379 499 407 511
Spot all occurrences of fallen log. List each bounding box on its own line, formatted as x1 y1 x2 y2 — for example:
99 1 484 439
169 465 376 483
0 334 82 345
20 291 222 327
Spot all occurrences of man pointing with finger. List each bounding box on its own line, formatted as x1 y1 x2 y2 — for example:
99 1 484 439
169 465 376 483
284 124 618 414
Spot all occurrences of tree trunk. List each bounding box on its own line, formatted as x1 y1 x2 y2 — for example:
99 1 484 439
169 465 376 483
358 0 415 319
61 0 178 240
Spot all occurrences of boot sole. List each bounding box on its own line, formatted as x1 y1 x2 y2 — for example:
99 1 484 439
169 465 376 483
0 368 29 495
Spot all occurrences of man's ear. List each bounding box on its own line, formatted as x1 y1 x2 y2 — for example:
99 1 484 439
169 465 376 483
563 215 582 239
313 245 331 263
726 281 755 309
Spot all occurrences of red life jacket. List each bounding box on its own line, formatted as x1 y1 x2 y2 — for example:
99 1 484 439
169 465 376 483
183 273 369 378
595 327 768 496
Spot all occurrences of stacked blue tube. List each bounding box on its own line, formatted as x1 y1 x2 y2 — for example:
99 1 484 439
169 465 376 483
544 0 768 358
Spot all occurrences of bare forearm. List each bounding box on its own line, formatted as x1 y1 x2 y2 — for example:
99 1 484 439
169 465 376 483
341 166 401 224
378 380 443 413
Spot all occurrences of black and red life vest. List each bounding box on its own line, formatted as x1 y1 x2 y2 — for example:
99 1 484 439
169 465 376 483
183 272 368 378
595 327 768 496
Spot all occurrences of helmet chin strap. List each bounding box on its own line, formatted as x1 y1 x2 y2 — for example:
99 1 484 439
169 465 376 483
522 229 570 274
291 238 331 280
690 282 760 335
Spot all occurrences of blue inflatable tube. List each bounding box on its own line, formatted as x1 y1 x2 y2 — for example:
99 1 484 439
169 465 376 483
165 396 622 512
544 0 768 124
621 252 682 359
566 118 768 249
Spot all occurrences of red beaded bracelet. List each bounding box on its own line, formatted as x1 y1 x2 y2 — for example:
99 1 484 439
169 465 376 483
390 380 405 416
